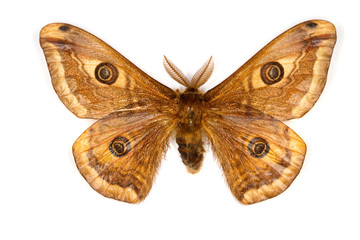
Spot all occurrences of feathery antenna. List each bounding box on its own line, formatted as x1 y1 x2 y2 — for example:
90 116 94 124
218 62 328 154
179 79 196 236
191 56 214 89
163 56 190 87
163 56 214 89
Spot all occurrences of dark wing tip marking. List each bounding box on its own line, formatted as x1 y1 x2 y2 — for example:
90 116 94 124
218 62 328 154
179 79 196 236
59 25 71 32
306 22 318 28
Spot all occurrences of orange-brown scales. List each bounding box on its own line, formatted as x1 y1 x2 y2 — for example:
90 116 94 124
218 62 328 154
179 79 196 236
41 20 336 204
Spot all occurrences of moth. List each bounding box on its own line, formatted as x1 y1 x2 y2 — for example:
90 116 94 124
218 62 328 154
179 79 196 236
40 20 336 204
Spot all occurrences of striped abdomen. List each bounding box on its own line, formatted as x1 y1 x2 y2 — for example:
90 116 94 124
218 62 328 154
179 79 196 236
176 126 204 173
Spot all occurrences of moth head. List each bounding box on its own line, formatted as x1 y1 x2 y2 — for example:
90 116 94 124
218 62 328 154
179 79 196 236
163 56 214 89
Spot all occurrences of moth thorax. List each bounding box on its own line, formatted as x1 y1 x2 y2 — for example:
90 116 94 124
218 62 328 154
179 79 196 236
178 88 204 127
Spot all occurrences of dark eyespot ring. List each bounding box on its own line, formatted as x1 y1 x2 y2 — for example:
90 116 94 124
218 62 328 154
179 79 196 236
248 137 270 158
109 136 131 157
95 62 118 85
261 62 284 85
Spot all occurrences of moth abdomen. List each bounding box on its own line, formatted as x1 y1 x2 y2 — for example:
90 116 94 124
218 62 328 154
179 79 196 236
176 133 204 174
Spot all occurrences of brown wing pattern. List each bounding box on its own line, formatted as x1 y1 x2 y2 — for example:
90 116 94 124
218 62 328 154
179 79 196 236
40 23 176 119
41 20 335 204
204 20 336 120
202 106 306 204
73 110 177 203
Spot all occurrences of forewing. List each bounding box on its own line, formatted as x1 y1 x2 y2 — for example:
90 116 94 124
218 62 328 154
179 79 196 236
72 110 177 203
202 107 306 204
204 20 336 120
40 23 176 119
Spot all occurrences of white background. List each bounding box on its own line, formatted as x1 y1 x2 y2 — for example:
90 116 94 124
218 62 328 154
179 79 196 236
1 0 359 239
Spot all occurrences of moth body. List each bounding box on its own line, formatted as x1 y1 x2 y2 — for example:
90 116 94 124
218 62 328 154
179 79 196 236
176 88 205 173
